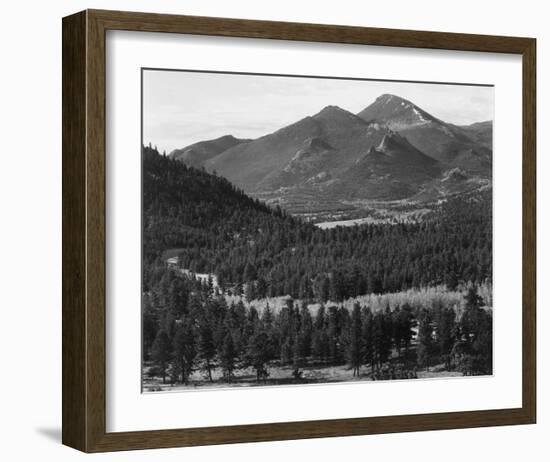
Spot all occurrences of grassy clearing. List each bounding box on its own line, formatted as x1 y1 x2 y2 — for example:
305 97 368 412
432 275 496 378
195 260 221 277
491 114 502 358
225 283 492 316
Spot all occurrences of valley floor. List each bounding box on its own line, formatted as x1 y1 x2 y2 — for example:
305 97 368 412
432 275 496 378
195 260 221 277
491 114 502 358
142 351 465 393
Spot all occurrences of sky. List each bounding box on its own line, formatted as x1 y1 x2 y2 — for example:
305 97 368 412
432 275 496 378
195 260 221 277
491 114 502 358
143 69 494 154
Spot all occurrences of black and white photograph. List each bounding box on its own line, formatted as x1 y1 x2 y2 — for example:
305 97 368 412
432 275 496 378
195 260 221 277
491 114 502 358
1 0 544 457
141 69 494 392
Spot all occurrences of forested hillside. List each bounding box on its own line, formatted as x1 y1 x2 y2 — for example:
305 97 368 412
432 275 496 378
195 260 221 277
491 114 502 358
142 146 492 389
143 146 492 302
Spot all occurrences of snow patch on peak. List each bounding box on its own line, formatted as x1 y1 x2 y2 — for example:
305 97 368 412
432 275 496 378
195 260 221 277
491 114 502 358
412 107 429 124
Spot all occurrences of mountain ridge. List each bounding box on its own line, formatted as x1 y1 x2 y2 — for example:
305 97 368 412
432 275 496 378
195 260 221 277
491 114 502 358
166 93 492 208
331 131 442 200
357 94 491 167
169 134 251 168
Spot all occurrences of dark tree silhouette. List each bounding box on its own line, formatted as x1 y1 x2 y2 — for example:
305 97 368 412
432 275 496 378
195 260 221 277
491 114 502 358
173 319 197 384
347 303 363 376
151 330 172 384
198 321 216 381
417 308 435 372
219 331 237 381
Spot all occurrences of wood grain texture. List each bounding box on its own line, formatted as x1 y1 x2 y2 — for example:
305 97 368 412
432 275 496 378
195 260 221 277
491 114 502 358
522 39 537 423
62 11 87 451
61 9 537 452
89 8 532 53
85 11 107 452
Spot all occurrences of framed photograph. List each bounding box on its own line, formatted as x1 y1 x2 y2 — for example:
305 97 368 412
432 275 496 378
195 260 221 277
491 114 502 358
62 9 536 452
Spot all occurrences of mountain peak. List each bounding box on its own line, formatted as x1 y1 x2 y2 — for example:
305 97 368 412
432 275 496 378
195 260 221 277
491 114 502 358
315 105 352 117
169 134 249 168
376 93 406 104
358 94 436 128
218 134 238 142
319 104 346 112
313 105 365 123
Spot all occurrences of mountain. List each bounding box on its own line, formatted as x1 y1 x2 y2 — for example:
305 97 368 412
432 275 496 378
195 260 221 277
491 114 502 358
457 120 493 149
205 115 323 189
357 93 439 130
271 136 336 186
357 94 492 172
332 131 442 200
169 135 250 168
167 94 492 213
206 105 392 191
410 167 491 203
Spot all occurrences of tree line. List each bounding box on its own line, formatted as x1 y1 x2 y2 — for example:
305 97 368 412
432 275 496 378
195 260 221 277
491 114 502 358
145 270 492 386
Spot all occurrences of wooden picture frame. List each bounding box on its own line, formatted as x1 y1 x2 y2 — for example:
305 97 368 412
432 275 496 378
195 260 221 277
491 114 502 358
62 9 536 452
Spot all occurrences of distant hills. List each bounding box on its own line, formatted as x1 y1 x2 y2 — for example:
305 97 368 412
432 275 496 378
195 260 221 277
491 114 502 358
168 94 492 208
169 134 250 168
456 120 493 150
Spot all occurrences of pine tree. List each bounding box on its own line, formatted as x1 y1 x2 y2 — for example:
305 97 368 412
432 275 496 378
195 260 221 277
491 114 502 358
173 319 197 384
219 331 237 381
436 307 456 371
142 297 158 361
299 303 313 358
445 271 459 291
314 304 326 330
362 307 375 372
456 286 493 375
327 306 342 363
242 306 260 348
392 305 403 357
316 275 330 302
256 276 268 299
245 329 271 382
311 304 328 361
280 336 293 365
372 311 391 369
166 276 188 317
151 330 172 384
330 270 346 302
292 332 303 369
461 285 484 334
399 303 415 355
244 281 256 302
198 321 216 381
417 308 434 372
347 303 363 376
243 261 257 281
471 310 493 375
